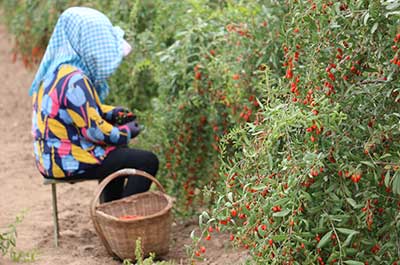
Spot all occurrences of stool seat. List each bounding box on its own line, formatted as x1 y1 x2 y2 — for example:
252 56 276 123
43 178 91 185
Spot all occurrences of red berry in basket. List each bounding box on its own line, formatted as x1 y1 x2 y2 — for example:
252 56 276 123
119 215 141 221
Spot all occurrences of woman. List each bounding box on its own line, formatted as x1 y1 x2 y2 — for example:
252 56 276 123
30 7 159 202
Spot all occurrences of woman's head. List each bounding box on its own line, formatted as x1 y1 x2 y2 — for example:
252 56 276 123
30 7 130 101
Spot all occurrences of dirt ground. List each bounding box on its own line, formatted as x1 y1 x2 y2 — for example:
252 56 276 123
0 23 249 265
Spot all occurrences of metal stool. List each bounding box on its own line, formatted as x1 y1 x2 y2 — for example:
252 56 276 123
43 178 94 247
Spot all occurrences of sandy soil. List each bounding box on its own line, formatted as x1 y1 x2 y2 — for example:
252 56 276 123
0 23 248 265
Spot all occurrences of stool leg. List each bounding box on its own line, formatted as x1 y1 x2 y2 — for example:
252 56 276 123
51 183 59 247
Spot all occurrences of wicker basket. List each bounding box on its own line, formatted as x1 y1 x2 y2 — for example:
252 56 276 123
90 168 174 261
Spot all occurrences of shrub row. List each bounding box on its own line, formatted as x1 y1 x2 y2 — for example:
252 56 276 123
1 1 399 263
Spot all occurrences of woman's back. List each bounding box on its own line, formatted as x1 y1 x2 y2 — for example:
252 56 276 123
32 64 130 178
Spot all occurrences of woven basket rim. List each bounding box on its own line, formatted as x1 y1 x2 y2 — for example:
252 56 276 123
95 190 174 223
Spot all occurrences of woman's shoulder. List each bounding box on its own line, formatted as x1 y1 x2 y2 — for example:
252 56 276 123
56 64 93 89
57 65 98 105
40 64 86 94
57 64 85 78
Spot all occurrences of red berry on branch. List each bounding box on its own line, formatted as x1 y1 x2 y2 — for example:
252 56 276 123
351 174 361 183
286 68 293 79
200 246 206 253
195 71 202 80
231 209 237 217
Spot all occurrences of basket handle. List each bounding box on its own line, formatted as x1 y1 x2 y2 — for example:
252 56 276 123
90 168 166 257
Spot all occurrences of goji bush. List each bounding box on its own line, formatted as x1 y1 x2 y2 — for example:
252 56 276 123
0 0 262 212
192 1 400 264
1 1 400 263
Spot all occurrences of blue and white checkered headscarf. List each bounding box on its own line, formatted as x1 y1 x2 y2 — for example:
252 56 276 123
29 7 125 101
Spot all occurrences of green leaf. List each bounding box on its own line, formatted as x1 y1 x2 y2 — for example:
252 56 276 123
271 234 287 241
363 12 370 25
190 230 196 240
252 184 267 191
272 209 290 217
227 192 233 202
384 170 391 188
392 171 400 194
385 2 400 10
336 228 359 235
317 231 332 248
385 11 400 17
371 22 379 34
346 198 357 208
201 211 210 219
380 153 391 159
344 260 364 265
343 233 356 247
360 161 375 168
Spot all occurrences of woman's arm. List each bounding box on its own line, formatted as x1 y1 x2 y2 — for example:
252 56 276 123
64 72 132 146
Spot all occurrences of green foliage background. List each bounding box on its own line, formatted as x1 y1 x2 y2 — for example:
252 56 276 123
1 0 399 264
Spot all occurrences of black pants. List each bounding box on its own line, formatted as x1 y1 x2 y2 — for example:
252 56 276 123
67 147 159 202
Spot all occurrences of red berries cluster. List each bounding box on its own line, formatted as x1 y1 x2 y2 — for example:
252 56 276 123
194 65 202 80
371 244 380 254
306 122 323 143
290 76 300 96
232 73 240 80
394 33 400 43
285 56 294 79
325 63 336 81
351 174 361 183
390 56 400 66
272 205 281 212
239 105 253 122
226 23 252 38
194 245 206 257
390 33 400 66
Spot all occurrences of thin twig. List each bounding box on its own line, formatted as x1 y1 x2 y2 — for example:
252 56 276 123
357 79 388 85
325 211 344 265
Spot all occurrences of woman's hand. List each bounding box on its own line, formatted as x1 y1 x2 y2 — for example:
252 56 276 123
126 120 141 138
110 107 137 125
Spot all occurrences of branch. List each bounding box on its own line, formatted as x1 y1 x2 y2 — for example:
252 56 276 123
325 211 344 265
357 79 388 86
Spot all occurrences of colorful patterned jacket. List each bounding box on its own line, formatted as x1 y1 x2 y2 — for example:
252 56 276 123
32 64 132 178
